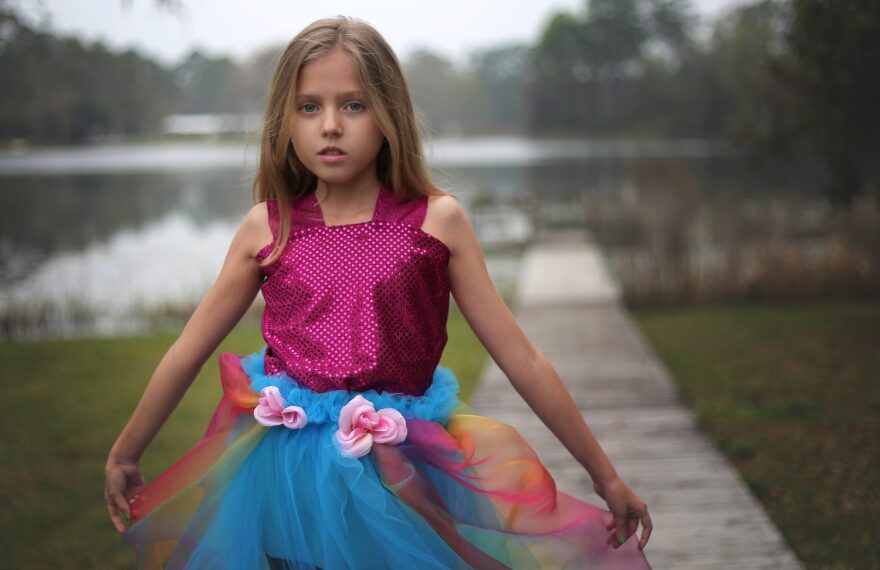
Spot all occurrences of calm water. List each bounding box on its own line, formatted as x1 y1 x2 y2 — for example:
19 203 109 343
1 137 872 340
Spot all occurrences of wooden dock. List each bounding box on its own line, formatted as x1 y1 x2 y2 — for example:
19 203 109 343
468 235 804 570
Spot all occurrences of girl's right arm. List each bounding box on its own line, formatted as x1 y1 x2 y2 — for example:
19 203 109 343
104 202 272 533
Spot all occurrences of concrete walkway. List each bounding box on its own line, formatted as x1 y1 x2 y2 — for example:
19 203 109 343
468 234 803 570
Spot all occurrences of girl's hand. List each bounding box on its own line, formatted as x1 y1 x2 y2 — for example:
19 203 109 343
104 455 146 534
593 475 653 551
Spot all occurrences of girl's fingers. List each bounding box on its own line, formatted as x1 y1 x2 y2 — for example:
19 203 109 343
105 492 126 533
105 474 132 531
638 510 653 550
604 517 615 547
114 491 131 519
604 505 652 550
614 515 629 549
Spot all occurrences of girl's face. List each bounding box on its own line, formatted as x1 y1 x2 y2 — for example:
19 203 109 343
289 47 386 188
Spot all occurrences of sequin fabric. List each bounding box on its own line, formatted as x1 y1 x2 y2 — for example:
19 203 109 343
255 184 451 397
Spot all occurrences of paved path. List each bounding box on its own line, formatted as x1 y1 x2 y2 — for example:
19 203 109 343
467 234 803 570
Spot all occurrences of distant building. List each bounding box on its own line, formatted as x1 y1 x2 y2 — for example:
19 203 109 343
160 113 263 136
472 206 534 247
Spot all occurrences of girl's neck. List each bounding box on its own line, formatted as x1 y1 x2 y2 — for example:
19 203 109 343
313 176 383 224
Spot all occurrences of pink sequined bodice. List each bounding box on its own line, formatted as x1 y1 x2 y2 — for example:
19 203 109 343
255 184 451 396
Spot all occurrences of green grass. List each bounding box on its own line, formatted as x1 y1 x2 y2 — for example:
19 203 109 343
630 299 880 570
0 310 487 569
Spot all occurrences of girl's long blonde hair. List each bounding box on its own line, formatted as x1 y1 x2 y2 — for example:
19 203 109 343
252 15 449 267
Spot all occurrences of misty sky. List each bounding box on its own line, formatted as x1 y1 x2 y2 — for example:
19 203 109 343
13 0 748 67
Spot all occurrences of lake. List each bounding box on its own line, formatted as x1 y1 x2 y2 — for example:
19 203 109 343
1 137 874 340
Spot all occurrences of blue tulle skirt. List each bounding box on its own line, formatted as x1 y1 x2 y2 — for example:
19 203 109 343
122 347 652 569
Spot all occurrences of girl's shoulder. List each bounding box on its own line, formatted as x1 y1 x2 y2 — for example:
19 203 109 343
242 200 275 261
421 193 463 255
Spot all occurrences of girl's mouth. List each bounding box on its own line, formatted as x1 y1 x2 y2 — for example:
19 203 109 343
318 153 347 163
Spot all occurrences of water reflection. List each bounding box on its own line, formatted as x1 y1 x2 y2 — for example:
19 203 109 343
0 169 251 286
1 138 876 339
2 210 236 338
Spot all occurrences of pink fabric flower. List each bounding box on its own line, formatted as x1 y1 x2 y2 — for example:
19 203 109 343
253 386 308 429
334 394 407 458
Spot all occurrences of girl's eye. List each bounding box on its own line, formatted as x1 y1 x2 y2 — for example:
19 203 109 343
299 101 365 113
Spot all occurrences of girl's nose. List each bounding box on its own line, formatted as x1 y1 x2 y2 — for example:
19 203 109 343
322 111 342 136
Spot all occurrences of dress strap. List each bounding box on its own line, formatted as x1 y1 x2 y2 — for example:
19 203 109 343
290 193 325 229
264 195 323 244
373 185 428 230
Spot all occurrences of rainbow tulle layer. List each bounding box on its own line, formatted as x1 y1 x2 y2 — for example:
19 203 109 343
122 347 652 569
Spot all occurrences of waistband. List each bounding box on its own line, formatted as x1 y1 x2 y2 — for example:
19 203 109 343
223 346 461 426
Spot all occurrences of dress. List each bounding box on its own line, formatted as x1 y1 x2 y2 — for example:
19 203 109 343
122 183 653 569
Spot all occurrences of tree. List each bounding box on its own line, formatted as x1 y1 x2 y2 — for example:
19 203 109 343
0 8 176 143
784 0 880 208
467 44 532 134
709 0 800 155
174 50 246 114
528 0 700 135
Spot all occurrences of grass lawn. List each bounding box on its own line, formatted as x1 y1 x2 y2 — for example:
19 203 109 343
630 298 880 570
0 309 487 569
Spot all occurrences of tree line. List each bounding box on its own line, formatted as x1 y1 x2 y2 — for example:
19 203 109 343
0 0 877 207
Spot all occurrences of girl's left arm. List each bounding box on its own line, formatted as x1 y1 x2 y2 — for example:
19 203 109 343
439 196 620 488
434 195 652 550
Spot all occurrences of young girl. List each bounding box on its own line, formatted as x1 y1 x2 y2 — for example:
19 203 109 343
105 15 653 569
